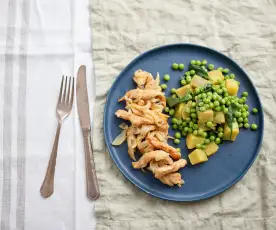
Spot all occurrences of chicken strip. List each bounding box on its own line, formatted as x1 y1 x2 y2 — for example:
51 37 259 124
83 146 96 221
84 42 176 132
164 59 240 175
148 157 173 173
115 110 155 126
127 126 137 160
159 173 185 187
118 89 166 106
133 69 154 89
147 136 181 160
132 150 169 169
154 159 187 179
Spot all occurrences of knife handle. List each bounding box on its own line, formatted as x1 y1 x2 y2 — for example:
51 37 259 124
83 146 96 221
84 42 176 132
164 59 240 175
83 130 100 200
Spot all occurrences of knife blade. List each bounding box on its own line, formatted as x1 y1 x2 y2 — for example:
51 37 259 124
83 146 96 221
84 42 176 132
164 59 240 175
77 65 100 200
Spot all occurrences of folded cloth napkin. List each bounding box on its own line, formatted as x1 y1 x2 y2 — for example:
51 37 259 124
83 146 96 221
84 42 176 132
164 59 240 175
0 0 96 229
90 0 276 229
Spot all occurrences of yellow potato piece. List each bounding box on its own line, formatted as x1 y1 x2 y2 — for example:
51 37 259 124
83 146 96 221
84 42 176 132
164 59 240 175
205 142 219 156
213 111 225 124
189 149 208 165
226 79 239 96
174 102 185 120
191 75 210 88
181 101 193 120
208 70 224 84
198 109 214 123
223 122 239 141
175 84 192 97
186 134 205 149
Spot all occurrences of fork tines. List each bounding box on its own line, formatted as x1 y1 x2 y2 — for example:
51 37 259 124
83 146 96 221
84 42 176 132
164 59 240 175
58 76 74 105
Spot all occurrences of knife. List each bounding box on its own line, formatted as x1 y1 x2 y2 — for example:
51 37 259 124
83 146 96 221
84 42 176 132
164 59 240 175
76 65 100 200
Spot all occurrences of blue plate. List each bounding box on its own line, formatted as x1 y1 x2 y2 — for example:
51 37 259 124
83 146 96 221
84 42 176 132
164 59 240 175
104 44 264 201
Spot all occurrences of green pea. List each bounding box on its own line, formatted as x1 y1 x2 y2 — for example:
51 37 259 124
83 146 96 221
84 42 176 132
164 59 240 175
190 70 196 75
199 101 204 106
215 138 221 144
213 95 218 101
223 68 229 74
241 97 247 102
225 76 230 80
179 64 185 70
203 98 210 104
172 118 178 124
251 123 258 130
200 106 206 112
188 128 193 133
161 84 167 90
176 148 181 152
244 123 250 129
210 136 215 141
217 67 223 72
234 111 241 117
194 88 200 95
193 130 198 135
197 129 203 136
196 144 202 149
202 93 207 98
186 76 192 83
205 104 209 109
184 127 189 132
202 60 207 65
217 89 223 95
192 102 197 108
221 99 226 104
242 92 248 97
191 108 196 113
191 113 197 118
252 108 258 114
226 101 231 106
242 112 247 118
208 64 214 70
215 106 221 112
181 79 187 86
169 109 175 116
185 71 190 76
186 117 191 122
243 118 248 123
174 139 180 144
233 118 237 122
230 73 235 79
195 60 201 66
223 108 228 114
177 120 182 125
239 123 243 128
201 144 206 150
204 139 210 144
182 121 187 127
164 107 170 113
189 121 194 127
172 124 178 130
164 74 170 81
217 127 223 132
209 102 214 108
175 132 181 139
218 132 223 138
202 132 207 138
243 104 249 110
191 60 196 65
193 124 198 130
169 88 176 95
172 94 177 98
207 121 213 128
172 63 179 70
237 117 244 123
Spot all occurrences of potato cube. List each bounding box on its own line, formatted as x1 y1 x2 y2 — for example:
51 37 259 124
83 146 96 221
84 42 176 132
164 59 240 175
174 103 185 120
205 142 219 156
181 101 193 120
176 84 192 97
226 79 239 96
189 149 208 165
213 112 225 124
186 134 205 149
223 122 239 141
198 109 214 123
208 70 224 84
191 75 210 88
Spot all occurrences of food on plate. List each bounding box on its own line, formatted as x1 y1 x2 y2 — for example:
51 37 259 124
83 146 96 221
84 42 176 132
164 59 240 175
205 142 219 157
114 69 187 187
188 149 208 165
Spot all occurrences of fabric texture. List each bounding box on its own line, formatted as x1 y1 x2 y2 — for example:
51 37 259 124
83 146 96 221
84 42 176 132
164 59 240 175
0 0 96 229
90 0 276 229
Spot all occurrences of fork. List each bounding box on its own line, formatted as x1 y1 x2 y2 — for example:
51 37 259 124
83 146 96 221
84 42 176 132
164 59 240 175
40 76 74 198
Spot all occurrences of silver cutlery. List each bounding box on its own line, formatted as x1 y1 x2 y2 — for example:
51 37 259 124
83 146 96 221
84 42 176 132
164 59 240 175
40 76 74 198
76 65 100 200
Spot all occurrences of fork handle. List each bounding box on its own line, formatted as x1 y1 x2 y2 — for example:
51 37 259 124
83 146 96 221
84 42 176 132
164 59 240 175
40 122 62 198
83 130 100 200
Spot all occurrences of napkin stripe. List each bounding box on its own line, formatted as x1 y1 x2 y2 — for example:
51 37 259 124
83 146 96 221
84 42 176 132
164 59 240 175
16 1 30 229
1 0 17 229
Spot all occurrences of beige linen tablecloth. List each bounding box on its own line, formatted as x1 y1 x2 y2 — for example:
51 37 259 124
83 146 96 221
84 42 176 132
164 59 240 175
90 0 276 229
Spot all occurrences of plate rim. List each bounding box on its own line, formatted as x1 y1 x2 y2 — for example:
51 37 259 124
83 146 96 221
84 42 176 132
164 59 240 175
103 43 264 201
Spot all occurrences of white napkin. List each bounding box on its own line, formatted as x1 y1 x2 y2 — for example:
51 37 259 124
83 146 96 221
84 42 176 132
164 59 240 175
0 0 96 229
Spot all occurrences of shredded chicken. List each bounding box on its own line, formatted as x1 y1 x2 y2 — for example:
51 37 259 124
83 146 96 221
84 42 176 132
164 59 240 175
132 150 169 169
114 69 186 187
154 159 187 179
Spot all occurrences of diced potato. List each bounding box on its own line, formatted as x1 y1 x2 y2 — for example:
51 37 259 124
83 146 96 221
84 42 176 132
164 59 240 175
186 134 205 149
174 103 185 120
213 112 225 124
208 70 224 84
226 79 239 96
223 122 239 141
181 101 193 120
176 84 192 97
205 142 219 156
191 75 210 88
189 149 208 165
198 109 214 123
